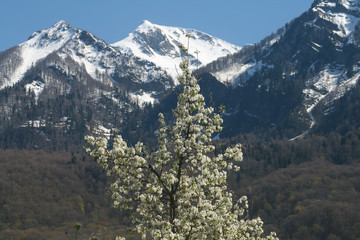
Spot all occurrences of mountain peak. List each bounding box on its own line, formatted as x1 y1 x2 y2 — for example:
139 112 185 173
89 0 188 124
46 20 75 37
141 20 153 26
112 21 241 83
313 0 360 11
27 20 75 42
311 0 360 39
6 21 78 89
135 20 161 34
52 20 72 30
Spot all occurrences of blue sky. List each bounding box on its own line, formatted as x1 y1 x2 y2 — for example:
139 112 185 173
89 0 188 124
0 0 313 51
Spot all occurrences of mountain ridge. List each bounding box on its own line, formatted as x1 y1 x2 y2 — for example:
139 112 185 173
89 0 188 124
197 0 360 139
0 18 245 149
112 20 241 83
0 19 242 105
0 0 359 149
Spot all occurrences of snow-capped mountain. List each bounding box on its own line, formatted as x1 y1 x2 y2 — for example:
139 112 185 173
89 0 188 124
0 19 243 149
0 20 176 150
198 0 360 139
0 20 175 105
1 0 360 150
0 20 241 105
206 0 360 84
2 21 77 89
112 20 241 83
289 0 360 138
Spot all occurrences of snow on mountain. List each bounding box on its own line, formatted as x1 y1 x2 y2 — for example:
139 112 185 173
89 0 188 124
129 91 158 107
300 0 360 112
303 64 348 112
25 80 45 103
196 0 360 139
288 0 360 138
58 29 118 86
315 0 360 12
1 20 116 90
213 61 272 86
1 21 75 89
312 0 360 40
112 20 242 84
209 33 281 85
304 64 360 115
0 20 175 107
1 19 241 95
209 0 360 87
212 62 256 85
337 0 360 11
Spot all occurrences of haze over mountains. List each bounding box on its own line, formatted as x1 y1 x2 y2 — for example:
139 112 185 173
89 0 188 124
0 0 359 149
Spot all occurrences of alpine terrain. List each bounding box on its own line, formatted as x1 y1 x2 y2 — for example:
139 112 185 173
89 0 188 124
197 0 360 139
1 0 360 239
0 20 240 149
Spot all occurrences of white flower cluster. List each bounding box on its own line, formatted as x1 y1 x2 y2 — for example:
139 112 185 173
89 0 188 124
85 57 278 240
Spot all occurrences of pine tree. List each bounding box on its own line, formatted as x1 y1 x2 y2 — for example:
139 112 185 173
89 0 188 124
86 57 278 240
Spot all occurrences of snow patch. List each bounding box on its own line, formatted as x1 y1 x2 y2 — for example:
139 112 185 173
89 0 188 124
21 119 46 128
303 65 346 111
317 2 336 8
64 37 116 84
324 71 360 103
213 63 255 84
213 61 271 86
313 3 360 38
292 65 360 141
339 0 360 10
25 80 45 102
331 13 359 38
314 65 346 93
315 0 360 11
129 91 158 107
93 125 112 139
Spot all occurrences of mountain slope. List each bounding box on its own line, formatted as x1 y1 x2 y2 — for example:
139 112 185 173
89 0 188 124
0 20 242 150
112 20 241 83
1 0 360 149
0 21 167 150
198 0 360 139
0 20 174 100
0 21 76 90
0 20 241 106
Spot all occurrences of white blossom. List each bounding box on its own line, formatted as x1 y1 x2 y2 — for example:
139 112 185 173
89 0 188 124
86 57 278 240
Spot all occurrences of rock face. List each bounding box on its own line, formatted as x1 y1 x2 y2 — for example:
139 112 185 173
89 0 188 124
198 0 360 139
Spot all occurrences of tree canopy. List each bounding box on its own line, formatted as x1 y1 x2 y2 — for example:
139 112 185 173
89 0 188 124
86 57 278 240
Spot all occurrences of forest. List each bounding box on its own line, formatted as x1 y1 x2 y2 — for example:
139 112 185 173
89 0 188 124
1 125 360 239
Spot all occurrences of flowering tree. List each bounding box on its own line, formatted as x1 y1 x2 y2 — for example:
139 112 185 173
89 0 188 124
86 57 278 240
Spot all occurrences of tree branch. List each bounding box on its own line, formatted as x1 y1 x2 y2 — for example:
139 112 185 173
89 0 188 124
148 163 171 196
